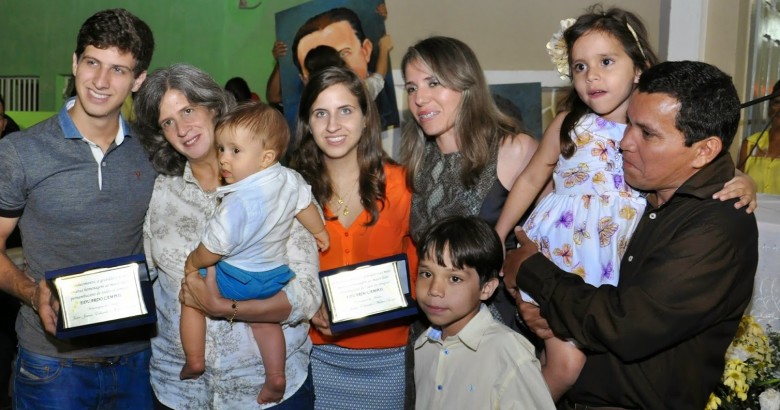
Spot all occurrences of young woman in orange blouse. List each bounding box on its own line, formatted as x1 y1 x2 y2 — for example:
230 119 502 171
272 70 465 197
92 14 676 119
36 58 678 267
291 66 416 409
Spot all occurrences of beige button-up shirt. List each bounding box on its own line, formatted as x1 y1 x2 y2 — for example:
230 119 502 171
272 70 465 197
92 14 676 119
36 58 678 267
414 305 555 409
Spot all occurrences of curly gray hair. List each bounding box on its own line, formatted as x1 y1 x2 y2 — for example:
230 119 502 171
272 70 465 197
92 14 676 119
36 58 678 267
133 63 234 176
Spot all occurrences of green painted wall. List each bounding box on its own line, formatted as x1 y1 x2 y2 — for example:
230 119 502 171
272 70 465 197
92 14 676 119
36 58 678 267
0 0 308 111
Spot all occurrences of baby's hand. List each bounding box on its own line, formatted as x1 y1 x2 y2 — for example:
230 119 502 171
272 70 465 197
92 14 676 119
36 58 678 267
314 229 330 252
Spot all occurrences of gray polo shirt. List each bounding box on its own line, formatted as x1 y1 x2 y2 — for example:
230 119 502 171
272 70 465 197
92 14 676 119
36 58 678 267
0 100 157 358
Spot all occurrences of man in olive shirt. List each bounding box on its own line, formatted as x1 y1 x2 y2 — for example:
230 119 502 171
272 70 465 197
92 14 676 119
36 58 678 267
506 61 758 409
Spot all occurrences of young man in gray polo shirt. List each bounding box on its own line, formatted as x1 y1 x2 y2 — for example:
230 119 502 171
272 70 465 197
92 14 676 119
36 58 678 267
0 9 156 408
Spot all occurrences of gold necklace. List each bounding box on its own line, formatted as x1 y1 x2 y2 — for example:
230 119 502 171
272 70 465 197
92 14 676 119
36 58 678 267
332 179 359 217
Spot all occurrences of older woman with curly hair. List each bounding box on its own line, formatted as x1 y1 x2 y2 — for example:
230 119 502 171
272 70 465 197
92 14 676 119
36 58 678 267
134 63 321 410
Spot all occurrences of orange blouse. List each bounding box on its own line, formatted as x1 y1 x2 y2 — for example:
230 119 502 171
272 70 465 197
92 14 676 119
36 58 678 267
310 164 418 349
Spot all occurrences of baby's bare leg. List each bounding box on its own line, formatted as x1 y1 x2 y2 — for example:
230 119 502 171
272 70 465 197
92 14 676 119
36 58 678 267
542 336 587 402
251 322 286 404
179 304 207 380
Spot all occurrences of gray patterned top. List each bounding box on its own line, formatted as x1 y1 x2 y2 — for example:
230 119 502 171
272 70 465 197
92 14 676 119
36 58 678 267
410 140 500 243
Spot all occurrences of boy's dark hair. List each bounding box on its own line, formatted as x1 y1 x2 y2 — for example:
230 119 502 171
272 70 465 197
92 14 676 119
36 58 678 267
224 77 253 102
216 101 290 159
304 45 347 77
75 8 155 77
417 215 503 286
637 61 740 153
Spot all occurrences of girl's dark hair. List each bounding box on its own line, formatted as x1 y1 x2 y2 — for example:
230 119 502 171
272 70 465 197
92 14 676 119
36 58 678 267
558 5 659 158
400 36 523 189
417 215 503 286
290 66 387 226
133 64 234 176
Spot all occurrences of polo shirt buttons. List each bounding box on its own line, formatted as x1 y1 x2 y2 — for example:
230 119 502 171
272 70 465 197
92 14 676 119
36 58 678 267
649 213 657 220
437 385 443 391
345 249 350 254
344 232 349 237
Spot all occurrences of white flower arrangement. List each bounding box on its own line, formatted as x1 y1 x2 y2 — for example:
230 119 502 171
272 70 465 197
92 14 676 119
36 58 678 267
546 18 576 80
760 389 780 410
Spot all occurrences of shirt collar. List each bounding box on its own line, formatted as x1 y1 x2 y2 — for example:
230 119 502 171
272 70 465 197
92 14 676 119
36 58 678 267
414 304 493 351
58 97 129 144
659 153 735 207
183 162 197 185
216 162 281 196
182 162 220 197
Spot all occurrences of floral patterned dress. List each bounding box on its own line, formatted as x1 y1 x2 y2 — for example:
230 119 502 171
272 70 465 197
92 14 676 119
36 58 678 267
523 114 646 293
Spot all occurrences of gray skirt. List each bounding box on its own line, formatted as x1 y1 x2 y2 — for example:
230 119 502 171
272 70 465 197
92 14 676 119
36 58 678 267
311 344 405 410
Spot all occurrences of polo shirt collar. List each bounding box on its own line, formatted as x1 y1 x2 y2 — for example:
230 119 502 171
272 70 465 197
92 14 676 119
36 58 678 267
58 97 129 144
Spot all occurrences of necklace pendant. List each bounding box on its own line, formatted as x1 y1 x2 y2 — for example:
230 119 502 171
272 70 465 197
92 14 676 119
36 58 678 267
342 207 349 216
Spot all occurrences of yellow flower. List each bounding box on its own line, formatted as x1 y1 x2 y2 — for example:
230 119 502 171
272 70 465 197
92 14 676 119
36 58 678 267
723 359 749 400
705 393 721 410
713 315 780 407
